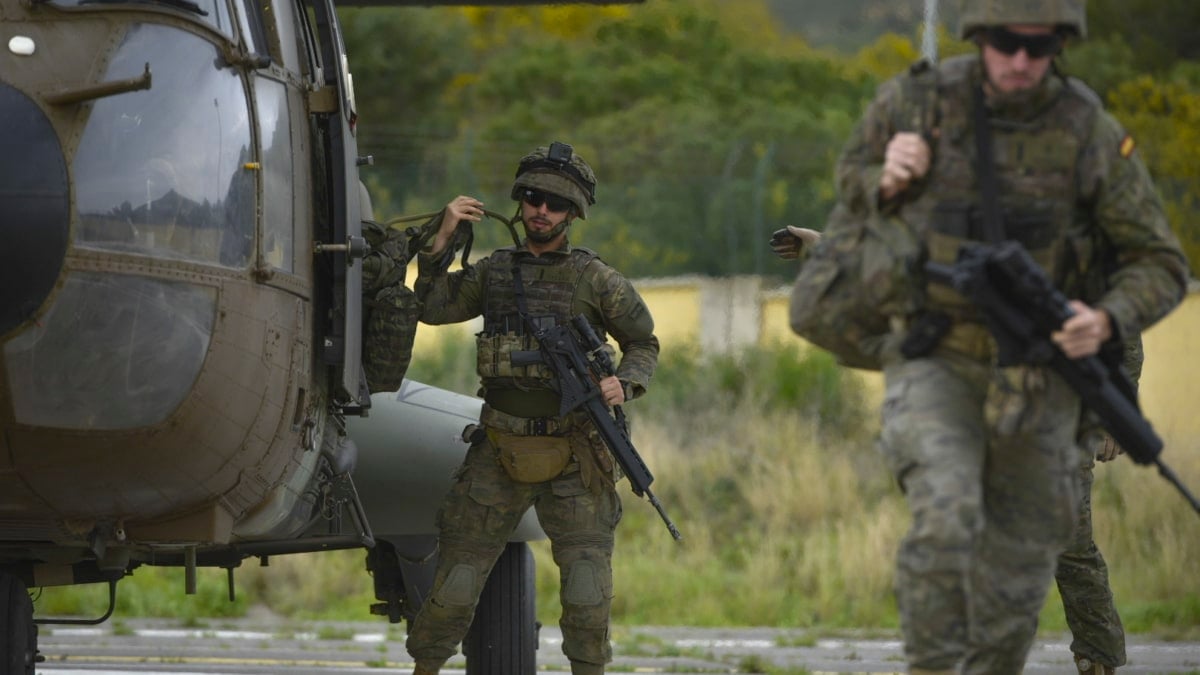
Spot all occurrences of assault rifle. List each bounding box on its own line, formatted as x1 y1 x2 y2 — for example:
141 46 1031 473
927 241 1200 515
513 314 683 540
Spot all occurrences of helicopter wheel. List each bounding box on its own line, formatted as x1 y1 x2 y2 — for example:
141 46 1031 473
0 572 35 675
463 542 537 675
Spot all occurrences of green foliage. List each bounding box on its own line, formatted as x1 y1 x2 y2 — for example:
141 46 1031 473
1106 77 1200 276
344 0 874 278
1060 37 1142 99
463 0 871 276
35 567 249 621
1088 0 1200 72
404 330 480 396
340 8 475 211
343 0 1199 281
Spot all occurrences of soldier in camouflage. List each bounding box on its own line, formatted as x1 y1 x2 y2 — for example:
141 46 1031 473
831 0 1189 673
404 142 659 675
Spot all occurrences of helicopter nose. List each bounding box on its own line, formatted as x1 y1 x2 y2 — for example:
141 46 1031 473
0 82 69 337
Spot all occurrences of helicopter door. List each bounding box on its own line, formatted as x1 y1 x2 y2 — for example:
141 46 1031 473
308 0 367 409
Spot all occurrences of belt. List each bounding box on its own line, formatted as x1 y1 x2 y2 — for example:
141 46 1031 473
480 404 568 436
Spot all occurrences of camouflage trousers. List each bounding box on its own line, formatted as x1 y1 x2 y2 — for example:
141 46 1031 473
878 354 1083 674
405 430 622 670
1055 448 1126 668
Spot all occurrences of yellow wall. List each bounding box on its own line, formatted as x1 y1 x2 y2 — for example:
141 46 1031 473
642 281 1200 448
633 279 703 346
411 274 1197 447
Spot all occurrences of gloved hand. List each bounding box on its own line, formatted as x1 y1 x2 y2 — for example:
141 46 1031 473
769 226 822 260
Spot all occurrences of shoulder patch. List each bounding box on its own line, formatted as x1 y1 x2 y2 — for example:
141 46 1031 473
1118 134 1136 159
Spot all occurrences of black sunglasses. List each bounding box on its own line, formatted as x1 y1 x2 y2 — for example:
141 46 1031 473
522 189 573 213
984 27 1063 59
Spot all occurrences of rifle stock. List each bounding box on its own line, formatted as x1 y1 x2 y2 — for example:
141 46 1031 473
927 241 1200 515
518 315 682 540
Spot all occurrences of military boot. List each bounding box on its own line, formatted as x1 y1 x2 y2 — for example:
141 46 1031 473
1074 653 1117 674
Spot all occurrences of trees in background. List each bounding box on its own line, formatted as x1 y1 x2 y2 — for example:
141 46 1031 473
342 0 1200 279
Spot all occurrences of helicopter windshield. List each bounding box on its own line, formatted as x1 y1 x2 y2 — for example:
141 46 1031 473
74 23 255 269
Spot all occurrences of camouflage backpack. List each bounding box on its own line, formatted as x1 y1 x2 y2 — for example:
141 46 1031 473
360 206 495 392
788 60 939 370
359 213 440 393
788 203 924 370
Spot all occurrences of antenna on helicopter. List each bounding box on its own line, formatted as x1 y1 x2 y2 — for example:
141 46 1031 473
922 0 940 64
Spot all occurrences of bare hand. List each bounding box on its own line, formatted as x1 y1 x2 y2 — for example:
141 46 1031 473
1052 301 1112 359
1094 432 1124 462
769 226 822 260
598 375 625 406
880 132 932 201
431 195 484 255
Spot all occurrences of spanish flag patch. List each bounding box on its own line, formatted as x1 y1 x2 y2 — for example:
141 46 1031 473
1118 134 1136 158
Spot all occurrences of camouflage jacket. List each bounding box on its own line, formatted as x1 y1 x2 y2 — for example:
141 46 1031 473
415 238 659 407
836 55 1189 343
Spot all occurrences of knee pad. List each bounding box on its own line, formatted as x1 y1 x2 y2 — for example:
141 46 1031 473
434 563 479 607
562 559 605 606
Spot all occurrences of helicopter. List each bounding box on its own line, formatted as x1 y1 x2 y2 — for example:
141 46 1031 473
0 0 639 672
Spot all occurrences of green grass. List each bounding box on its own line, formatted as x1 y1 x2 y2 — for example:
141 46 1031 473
34 338 1200 640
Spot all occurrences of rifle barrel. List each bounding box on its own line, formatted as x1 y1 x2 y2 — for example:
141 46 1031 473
647 490 683 541
1157 461 1200 515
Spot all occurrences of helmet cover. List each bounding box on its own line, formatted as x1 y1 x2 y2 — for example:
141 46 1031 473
510 142 597 219
958 0 1087 39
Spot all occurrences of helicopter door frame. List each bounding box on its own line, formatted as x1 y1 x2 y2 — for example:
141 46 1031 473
306 0 367 410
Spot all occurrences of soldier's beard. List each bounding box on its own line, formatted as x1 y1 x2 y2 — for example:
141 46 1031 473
523 218 569 243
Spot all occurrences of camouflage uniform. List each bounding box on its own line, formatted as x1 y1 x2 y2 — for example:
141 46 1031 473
1058 337 1143 672
837 42 1188 675
405 145 659 675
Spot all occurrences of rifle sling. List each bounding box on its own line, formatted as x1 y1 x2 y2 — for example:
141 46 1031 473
972 85 1006 244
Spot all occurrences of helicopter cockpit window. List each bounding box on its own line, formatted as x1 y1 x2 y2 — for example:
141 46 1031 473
255 77 294 273
57 0 232 35
74 24 255 269
233 0 268 61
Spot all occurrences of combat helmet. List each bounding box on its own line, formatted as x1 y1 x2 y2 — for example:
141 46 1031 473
510 141 597 219
958 0 1087 40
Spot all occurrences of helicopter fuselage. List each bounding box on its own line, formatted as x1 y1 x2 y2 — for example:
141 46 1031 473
0 0 369 587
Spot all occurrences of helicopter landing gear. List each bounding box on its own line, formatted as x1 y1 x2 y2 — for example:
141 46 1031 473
463 542 538 675
0 572 35 675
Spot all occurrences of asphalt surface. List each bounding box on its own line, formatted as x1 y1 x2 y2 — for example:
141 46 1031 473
32 618 1200 674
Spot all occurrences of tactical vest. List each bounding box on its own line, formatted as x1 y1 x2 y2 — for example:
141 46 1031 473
902 56 1101 320
476 247 599 390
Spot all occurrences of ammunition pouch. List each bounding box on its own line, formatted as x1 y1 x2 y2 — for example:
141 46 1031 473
476 332 556 382
487 429 573 483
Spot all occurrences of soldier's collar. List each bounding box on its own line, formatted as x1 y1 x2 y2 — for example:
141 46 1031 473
516 238 573 259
